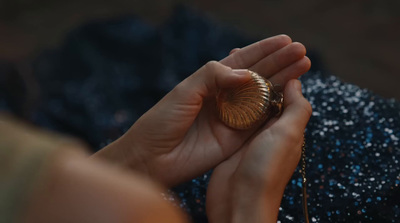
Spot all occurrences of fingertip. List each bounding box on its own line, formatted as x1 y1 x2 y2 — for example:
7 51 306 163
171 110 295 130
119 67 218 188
295 56 312 77
291 42 307 57
265 34 293 48
304 56 312 71
276 34 292 44
283 79 303 108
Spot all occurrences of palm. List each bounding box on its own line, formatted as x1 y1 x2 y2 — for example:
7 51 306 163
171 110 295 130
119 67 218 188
180 104 251 163
136 98 254 185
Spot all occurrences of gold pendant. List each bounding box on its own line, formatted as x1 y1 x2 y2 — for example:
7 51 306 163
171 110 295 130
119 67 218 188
216 71 283 130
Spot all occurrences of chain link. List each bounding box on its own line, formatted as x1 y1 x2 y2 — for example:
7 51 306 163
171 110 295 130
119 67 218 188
301 134 310 223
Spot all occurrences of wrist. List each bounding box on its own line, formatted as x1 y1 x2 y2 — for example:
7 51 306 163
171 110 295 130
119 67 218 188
91 134 150 176
230 189 283 223
230 172 286 223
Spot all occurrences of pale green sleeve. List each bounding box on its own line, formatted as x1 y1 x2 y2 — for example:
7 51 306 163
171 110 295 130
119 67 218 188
0 144 55 223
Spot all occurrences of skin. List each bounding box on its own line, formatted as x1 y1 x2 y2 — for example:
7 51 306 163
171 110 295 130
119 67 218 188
10 34 311 222
206 79 311 223
94 34 311 187
94 34 312 222
206 40 312 223
21 149 188 223
0 113 187 223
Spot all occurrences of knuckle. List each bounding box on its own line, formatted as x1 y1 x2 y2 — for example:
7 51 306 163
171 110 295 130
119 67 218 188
171 81 186 97
229 48 240 55
202 60 230 80
204 60 220 73
232 50 247 68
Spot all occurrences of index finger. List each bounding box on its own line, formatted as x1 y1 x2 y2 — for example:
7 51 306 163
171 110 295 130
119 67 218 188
220 35 292 69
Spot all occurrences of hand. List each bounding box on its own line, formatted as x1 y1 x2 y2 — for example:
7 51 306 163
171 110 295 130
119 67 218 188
93 35 311 187
206 79 312 223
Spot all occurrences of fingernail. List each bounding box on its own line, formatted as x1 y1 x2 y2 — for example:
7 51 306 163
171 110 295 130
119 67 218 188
232 69 250 76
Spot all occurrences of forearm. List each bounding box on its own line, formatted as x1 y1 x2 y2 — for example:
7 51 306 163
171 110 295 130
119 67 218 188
23 148 188 223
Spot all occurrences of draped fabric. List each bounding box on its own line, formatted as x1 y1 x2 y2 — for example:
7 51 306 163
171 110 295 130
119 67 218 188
1 5 399 223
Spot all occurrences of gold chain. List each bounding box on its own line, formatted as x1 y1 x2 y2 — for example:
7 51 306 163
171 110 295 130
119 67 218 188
301 134 310 223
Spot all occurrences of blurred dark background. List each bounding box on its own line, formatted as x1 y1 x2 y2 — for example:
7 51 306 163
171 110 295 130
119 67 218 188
0 0 399 99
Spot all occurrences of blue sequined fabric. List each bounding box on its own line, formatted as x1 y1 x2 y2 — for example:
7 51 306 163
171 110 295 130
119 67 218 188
0 5 399 223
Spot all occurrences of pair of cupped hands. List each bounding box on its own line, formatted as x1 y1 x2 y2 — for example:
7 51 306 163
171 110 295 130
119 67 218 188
94 34 312 223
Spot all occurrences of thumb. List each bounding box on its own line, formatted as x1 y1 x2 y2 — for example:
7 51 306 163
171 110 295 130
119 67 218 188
133 61 251 144
176 61 252 104
157 61 251 130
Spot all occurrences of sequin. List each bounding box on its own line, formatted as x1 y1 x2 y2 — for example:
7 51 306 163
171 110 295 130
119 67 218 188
1 7 398 222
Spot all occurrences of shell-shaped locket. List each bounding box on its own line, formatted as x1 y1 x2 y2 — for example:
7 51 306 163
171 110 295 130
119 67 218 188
216 71 283 130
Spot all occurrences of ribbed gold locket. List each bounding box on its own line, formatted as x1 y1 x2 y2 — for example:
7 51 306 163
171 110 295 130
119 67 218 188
216 71 283 130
